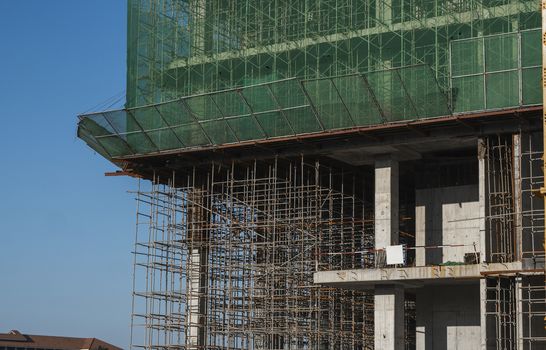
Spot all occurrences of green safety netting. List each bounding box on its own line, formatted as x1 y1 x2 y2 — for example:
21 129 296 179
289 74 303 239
127 0 540 108
78 65 450 159
80 2 543 160
451 29 541 113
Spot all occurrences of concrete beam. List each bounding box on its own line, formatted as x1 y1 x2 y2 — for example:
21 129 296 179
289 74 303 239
313 262 524 289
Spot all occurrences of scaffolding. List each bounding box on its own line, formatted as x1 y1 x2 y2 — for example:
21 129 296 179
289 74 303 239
131 158 377 350
485 276 517 350
484 274 545 350
485 134 516 263
127 139 546 350
483 131 545 350
484 132 545 264
72 1 546 349
519 275 546 348
520 132 545 265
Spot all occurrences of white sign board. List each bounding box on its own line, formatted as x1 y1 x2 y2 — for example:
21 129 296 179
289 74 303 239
386 245 404 265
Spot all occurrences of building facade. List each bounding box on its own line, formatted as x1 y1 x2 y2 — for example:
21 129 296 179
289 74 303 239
78 1 545 349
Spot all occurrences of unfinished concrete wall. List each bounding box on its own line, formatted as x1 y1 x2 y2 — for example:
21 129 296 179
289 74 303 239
415 185 480 266
416 284 480 350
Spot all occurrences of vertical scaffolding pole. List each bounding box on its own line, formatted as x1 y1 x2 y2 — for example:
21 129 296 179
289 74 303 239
540 0 546 340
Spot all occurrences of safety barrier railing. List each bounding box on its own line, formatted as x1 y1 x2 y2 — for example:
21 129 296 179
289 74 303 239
318 242 481 271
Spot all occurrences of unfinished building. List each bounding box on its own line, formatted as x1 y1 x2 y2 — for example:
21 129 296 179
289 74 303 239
77 1 545 349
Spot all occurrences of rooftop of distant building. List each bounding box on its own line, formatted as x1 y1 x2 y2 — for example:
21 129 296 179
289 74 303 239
0 330 122 350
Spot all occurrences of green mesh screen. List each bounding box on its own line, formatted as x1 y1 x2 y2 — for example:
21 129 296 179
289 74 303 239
79 65 451 158
126 0 539 108
451 29 541 113
78 1 542 159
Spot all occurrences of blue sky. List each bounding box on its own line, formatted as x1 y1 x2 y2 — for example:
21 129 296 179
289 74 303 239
0 1 136 348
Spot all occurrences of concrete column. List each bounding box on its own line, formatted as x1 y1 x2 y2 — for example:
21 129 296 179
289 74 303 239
188 249 201 346
188 247 208 347
415 201 426 266
479 278 487 350
375 285 405 350
187 189 208 348
375 157 399 250
479 139 489 349
374 157 403 350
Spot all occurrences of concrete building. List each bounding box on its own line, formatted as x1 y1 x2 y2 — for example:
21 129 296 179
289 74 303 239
78 1 545 349
0 330 121 350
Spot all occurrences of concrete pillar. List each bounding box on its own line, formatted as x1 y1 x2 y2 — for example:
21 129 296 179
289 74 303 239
188 249 200 346
187 189 208 348
375 285 405 350
188 247 208 348
479 139 489 349
374 157 404 350
415 201 426 266
375 157 399 250
479 278 487 350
